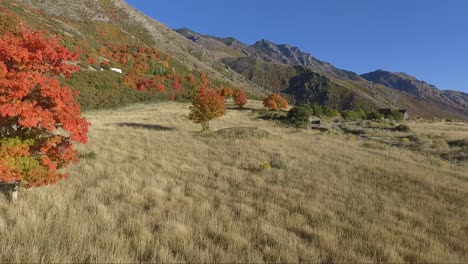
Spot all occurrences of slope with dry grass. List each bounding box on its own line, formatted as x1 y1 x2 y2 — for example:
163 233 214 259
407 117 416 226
0 101 467 263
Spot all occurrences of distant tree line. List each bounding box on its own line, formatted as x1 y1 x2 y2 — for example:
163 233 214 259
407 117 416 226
286 104 405 128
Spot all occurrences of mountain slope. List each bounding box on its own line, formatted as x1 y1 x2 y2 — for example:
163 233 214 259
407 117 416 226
362 70 468 119
176 29 362 81
177 28 468 120
15 0 259 94
2 1 467 120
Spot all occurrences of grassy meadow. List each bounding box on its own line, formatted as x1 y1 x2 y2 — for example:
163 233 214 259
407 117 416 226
0 101 467 263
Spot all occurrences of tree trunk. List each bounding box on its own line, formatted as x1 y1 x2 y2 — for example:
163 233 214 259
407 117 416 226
0 181 20 202
201 121 210 131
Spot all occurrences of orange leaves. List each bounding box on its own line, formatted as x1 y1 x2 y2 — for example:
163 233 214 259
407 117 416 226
263 93 289 110
189 89 226 130
0 62 6 78
233 88 248 108
220 87 234 98
0 26 88 188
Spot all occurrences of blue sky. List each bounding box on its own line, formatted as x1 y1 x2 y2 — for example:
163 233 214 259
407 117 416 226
126 0 468 92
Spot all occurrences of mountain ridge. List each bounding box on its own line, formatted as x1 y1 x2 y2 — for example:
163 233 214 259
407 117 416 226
176 27 468 120
361 70 468 113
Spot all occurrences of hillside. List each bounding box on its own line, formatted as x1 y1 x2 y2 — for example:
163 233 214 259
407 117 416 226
362 70 468 119
176 28 468 120
176 28 362 81
1 0 467 119
25 0 259 91
1 0 262 110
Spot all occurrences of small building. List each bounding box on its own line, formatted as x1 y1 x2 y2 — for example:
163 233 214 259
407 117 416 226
378 108 393 116
110 68 123 74
398 109 409 120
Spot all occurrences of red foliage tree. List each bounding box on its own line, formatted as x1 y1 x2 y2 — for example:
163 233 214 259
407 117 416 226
0 27 89 189
189 89 226 130
135 78 166 93
220 87 234 98
233 88 248 108
263 93 289 110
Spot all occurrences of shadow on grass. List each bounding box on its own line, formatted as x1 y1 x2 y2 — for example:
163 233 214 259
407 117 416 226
226 106 254 111
116 123 176 131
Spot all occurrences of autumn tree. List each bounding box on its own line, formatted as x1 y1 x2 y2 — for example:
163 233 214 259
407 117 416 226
263 93 289 111
189 89 225 131
233 88 248 108
0 27 89 200
220 87 234 98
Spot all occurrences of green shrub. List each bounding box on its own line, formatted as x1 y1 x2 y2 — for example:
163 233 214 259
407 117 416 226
310 104 323 116
287 106 312 128
389 110 404 121
65 70 167 110
322 106 340 117
342 109 366 120
367 111 383 120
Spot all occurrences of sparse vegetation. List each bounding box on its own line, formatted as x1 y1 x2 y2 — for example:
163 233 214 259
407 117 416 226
263 93 289 111
1 101 466 263
1 0 468 263
341 109 366 121
286 105 312 128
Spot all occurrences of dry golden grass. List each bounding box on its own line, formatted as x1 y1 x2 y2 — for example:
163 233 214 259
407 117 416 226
410 121 468 140
1 101 467 263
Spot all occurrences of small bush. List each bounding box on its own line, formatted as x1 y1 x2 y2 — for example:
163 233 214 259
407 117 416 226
367 111 383 120
287 106 312 128
263 93 288 111
389 110 404 121
322 106 340 117
189 89 226 131
259 163 272 170
342 109 366 121
395 124 411 132
233 88 248 108
270 153 287 170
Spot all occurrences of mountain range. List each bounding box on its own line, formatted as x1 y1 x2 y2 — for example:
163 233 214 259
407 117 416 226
3 0 468 120
176 28 468 119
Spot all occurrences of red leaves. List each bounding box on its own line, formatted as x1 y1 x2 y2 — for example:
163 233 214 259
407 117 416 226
263 93 289 110
0 27 88 187
172 80 181 91
0 62 6 78
233 88 248 108
0 27 79 78
135 78 166 93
